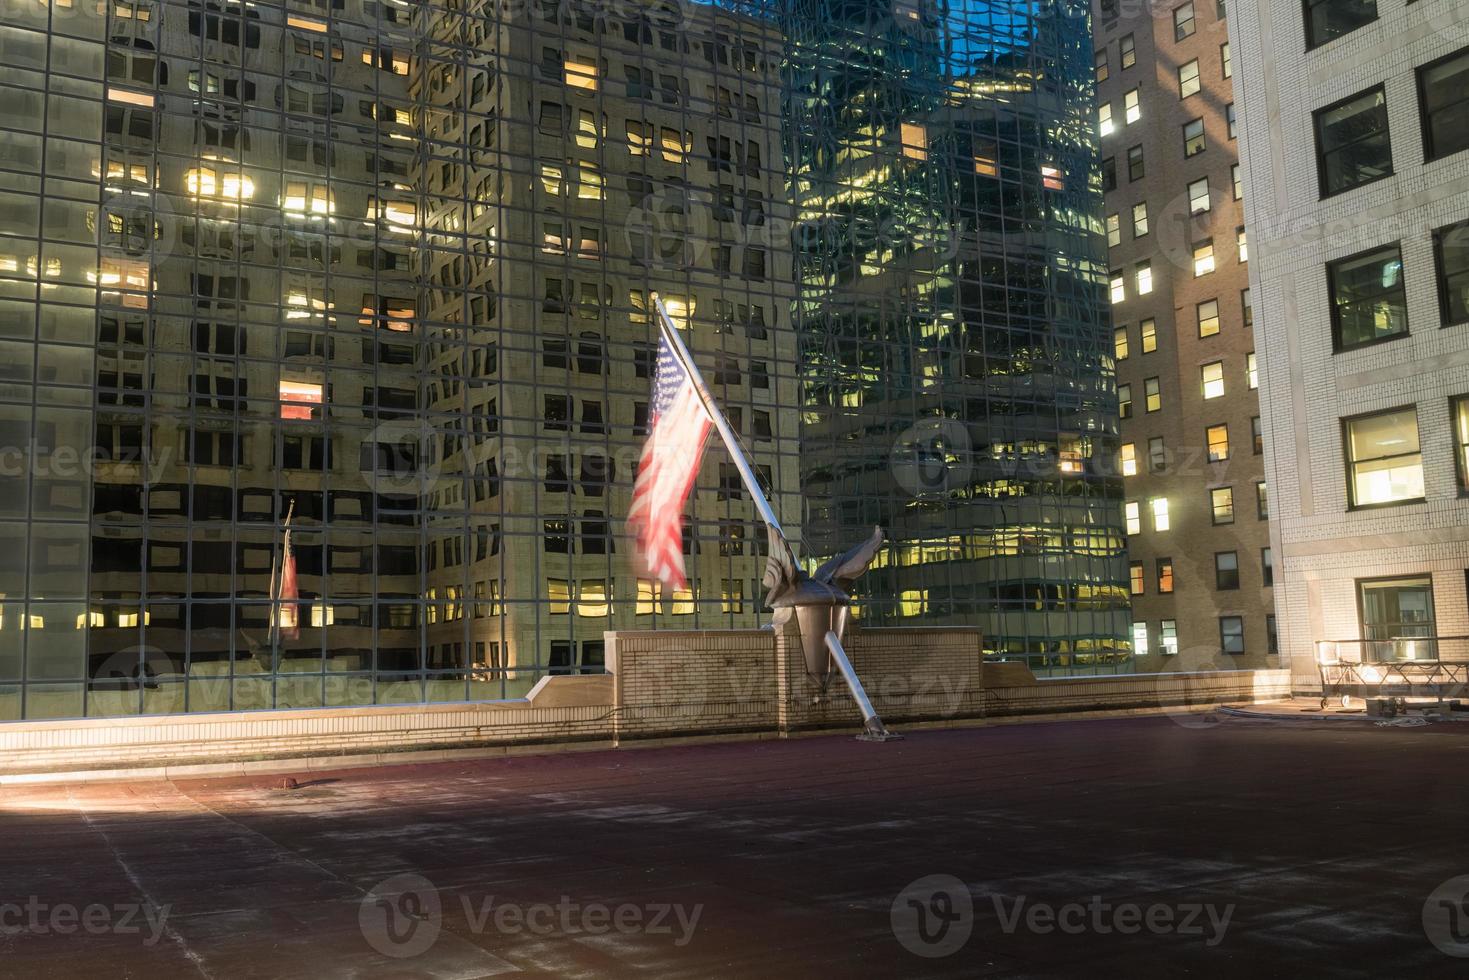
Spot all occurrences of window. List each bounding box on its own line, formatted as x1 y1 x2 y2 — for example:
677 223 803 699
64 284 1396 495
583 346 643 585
1418 46 1469 162
1345 407 1424 507
1221 42 1232 78
1107 213 1121 248
1207 423 1229 461
1328 243 1407 350
1359 577 1436 657
1434 222 1469 326
1219 616 1245 655
1114 326 1130 360
1198 299 1220 337
1237 226 1248 262
1178 60 1201 98
1257 480 1269 518
1454 396 1469 491
1132 622 1150 657
1145 377 1161 413
1099 103 1114 136
1150 496 1171 531
1161 620 1179 656
1174 1 1196 40
1227 103 1237 139
1121 442 1138 476
1132 202 1149 238
1141 318 1157 353
1184 117 1206 157
1247 352 1258 389
1314 86 1392 197
1096 48 1110 83
1125 501 1142 535
1201 361 1224 399
1242 288 1254 329
1149 437 1167 473
1127 144 1144 180
1119 383 1133 418
1252 416 1264 454
1194 239 1215 277
1304 0 1377 50
1188 177 1211 214
1211 486 1235 524
1130 562 1146 595
1121 33 1136 69
1135 261 1153 295
1157 558 1175 593
1261 548 1274 587
1215 551 1240 589
1125 88 1141 125
1103 156 1117 191
1266 614 1279 656
1232 164 1243 200
1110 271 1126 305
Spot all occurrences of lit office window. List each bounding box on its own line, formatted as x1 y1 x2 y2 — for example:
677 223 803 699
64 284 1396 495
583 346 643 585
1132 202 1149 237
1194 239 1215 276
1114 325 1129 359
1132 622 1149 656
1135 261 1153 295
1201 361 1224 399
1119 383 1133 418
564 57 598 90
1125 501 1142 535
1121 443 1137 476
1099 102 1115 136
1110 271 1126 304
1157 558 1174 593
1160 620 1179 656
1344 407 1424 507
1125 88 1141 124
1211 486 1234 524
1145 377 1161 412
1455 397 1469 491
1107 213 1121 247
1140 317 1157 352
1206 423 1229 461
1198 298 1220 337
901 122 929 160
1150 496 1170 531
1130 562 1146 595
1247 352 1258 389
1237 226 1247 262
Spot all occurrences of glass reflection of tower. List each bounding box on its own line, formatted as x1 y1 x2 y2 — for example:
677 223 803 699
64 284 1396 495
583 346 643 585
785 0 1130 675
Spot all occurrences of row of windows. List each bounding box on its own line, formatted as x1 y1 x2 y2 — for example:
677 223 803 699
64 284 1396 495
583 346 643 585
1120 419 1265 475
1325 222 1468 351
1122 481 1267 537
1117 354 1256 419
1313 46 1469 199
1127 545 1271 596
1129 613 1276 658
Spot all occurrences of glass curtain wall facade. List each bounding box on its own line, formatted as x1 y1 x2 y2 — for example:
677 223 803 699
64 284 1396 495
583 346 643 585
786 0 1130 672
0 0 1121 721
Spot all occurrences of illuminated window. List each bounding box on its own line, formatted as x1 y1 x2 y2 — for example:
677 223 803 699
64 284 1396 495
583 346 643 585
1257 481 1269 519
279 379 324 420
1145 377 1161 412
1247 352 1258 389
721 580 744 614
1160 620 1179 655
1211 487 1235 525
1121 33 1136 69
1124 88 1140 124
1120 443 1137 476
539 162 564 195
1198 299 1220 336
367 197 417 229
1345 407 1424 507
1150 497 1170 531
1118 383 1133 418
659 127 687 162
636 579 657 615
670 586 694 615
1207 424 1229 461
1107 213 1121 247
1114 326 1129 360
1201 361 1224 399
186 165 254 202
1194 239 1215 277
577 580 609 617
564 57 598 90
626 120 652 156
1132 622 1149 656
1135 261 1152 295
577 163 604 200
1124 501 1141 535
1141 318 1157 353
900 589 929 616
1041 165 1064 190
1099 103 1114 137
900 122 928 160
1157 559 1175 593
1110 271 1125 304
547 579 571 614
283 181 333 216
1237 226 1248 262
1129 562 1145 595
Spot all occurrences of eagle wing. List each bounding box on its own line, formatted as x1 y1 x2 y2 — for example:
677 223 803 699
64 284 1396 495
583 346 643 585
812 525 885 589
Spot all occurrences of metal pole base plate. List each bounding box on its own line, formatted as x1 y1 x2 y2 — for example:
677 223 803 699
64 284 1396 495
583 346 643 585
856 731 904 743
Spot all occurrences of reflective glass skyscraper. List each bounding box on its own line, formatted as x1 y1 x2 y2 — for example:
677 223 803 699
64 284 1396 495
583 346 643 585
0 0 1123 721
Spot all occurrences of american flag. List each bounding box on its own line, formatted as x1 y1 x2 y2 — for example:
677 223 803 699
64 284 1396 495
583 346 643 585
628 328 712 590
277 523 300 640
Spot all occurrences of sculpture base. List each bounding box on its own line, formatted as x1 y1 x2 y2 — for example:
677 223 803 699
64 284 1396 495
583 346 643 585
856 731 905 743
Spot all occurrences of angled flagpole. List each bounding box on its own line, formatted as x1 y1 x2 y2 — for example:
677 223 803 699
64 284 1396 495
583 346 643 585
650 292 789 545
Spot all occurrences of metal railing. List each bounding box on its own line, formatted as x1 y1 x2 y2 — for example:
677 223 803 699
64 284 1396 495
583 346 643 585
1314 637 1469 709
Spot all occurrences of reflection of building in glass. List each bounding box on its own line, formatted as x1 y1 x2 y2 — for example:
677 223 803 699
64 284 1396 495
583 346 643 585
786 0 1130 674
0 0 795 720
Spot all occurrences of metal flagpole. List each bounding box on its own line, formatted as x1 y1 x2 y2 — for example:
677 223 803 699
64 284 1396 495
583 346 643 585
650 292 788 544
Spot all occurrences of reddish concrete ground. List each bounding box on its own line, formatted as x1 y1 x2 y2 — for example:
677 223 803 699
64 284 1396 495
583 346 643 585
4 715 1469 978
